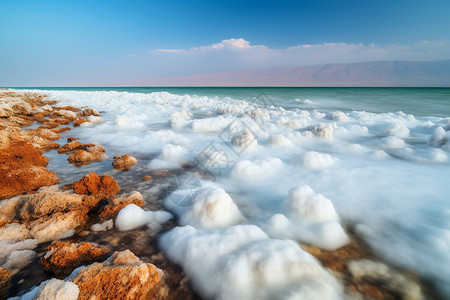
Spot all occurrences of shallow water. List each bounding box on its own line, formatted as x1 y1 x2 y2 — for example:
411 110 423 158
15 87 450 298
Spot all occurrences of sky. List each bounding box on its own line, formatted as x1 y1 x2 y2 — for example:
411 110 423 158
1 0 450 86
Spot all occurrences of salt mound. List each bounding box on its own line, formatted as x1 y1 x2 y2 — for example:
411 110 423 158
264 185 349 250
385 122 410 138
269 134 293 146
115 204 173 231
231 158 284 179
310 124 334 138
327 111 348 121
301 151 335 169
429 126 449 147
148 143 190 170
287 185 339 222
380 136 405 149
160 225 342 300
231 129 257 149
178 187 243 229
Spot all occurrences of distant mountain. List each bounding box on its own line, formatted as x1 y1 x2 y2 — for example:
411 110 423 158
127 60 450 87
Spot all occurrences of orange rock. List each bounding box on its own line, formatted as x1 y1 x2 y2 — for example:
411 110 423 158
71 250 162 300
0 268 11 300
0 142 60 199
58 141 85 153
79 108 100 117
72 172 120 198
53 106 81 113
99 191 144 221
19 186 85 221
67 144 106 165
143 176 152 181
41 241 110 274
67 137 78 143
51 127 71 134
112 154 137 171
73 118 89 127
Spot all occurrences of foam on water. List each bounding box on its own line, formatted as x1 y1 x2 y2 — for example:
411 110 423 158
19 88 450 297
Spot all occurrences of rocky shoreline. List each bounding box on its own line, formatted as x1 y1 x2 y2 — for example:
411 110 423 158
0 89 439 300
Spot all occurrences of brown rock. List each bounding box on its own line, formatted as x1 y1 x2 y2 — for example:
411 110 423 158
67 144 106 165
67 137 78 143
58 141 85 153
41 241 110 274
112 154 137 171
51 127 71 134
143 175 152 181
0 196 26 228
0 142 60 199
99 191 144 221
19 186 85 221
53 106 81 112
71 250 162 300
28 211 86 243
72 172 120 198
79 108 100 117
0 268 11 300
73 118 89 127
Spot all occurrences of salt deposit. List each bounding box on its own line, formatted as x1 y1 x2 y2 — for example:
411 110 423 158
115 204 173 231
16 88 450 298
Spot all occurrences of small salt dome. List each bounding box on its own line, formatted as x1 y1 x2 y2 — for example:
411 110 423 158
268 134 293 146
287 185 339 222
326 111 348 121
115 204 173 232
429 126 449 147
380 136 405 149
180 187 243 229
301 151 335 169
385 122 410 138
169 110 193 119
310 123 334 138
231 129 257 148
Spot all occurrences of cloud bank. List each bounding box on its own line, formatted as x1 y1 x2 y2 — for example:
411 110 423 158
148 38 450 75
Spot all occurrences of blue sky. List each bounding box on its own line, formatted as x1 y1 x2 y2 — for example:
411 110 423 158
1 0 450 86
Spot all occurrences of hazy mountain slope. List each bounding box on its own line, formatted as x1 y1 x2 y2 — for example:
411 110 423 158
128 60 450 86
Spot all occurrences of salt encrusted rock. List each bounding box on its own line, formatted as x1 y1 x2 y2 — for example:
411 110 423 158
90 220 114 232
67 144 106 165
0 142 60 199
0 196 25 228
28 211 86 243
19 186 85 221
98 191 144 221
58 140 85 153
71 172 120 198
0 223 29 242
310 123 334 138
34 278 80 300
112 154 137 170
0 239 37 264
0 103 14 118
52 110 78 121
0 268 11 300
41 241 110 274
73 118 89 127
79 108 100 117
71 250 162 300
1 249 35 271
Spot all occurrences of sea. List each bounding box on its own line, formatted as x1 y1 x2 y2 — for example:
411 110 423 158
14 87 450 299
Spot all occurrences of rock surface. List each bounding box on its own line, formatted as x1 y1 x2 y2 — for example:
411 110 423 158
67 144 106 165
71 172 120 198
0 141 60 199
41 241 110 274
112 154 138 170
0 268 10 300
99 191 145 221
71 250 162 300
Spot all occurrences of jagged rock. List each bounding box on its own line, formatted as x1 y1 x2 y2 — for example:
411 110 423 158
73 118 89 127
0 141 60 199
67 144 106 165
32 278 80 300
19 186 86 221
79 108 100 117
71 250 162 300
0 268 11 300
0 196 25 228
52 110 77 121
72 172 120 198
28 211 86 244
99 191 144 221
112 154 137 170
1 249 35 271
41 241 110 274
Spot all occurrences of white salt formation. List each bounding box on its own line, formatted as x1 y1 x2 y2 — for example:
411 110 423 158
115 204 173 231
160 225 342 300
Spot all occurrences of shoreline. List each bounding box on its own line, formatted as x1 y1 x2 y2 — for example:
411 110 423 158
0 89 441 300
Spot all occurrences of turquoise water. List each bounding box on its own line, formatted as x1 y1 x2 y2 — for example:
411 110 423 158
13 87 450 118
